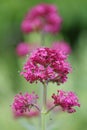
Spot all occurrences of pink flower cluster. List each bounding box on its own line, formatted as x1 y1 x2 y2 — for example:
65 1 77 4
52 41 71 55
16 43 30 57
21 47 71 85
12 92 38 115
21 3 62 34
52 90 80 113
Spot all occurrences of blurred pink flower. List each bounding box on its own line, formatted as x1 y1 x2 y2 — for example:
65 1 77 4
16 43 30 57
21 47 71 85
12 92 39 116
21 3 62 34
21 19 42 33
52 90 80 113
52 41 71 55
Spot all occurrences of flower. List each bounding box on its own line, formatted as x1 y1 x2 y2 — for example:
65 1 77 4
21 47 71 85
21 3 62 34
12 92 39 115
52 90 80 113
16 43 30 57
51 41 71 55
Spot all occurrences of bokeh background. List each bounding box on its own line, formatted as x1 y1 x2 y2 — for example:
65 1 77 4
0 0 87 130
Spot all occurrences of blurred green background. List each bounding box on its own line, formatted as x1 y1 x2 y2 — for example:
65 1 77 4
0 0 87 130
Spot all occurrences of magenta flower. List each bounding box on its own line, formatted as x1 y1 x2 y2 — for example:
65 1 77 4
52 41 72 55
12 92 39 115
21 3 62 34
21 19 42 33
21 47 71 85
16 43 30 57
52 90 80 113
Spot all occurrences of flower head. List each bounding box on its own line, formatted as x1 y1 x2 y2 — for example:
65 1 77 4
12 92 39 115
21 47 71 85
21 3 62 34
52 41 71 55
16 43 30 57
52 90 80 113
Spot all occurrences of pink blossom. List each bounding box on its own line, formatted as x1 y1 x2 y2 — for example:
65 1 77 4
21 47 71 85
52 90 80 113
16 43 30 57
29 4 57 18
21 20 33 33
12 92 39 115
21 3 62 34
52 41 72 55
21 19 42 33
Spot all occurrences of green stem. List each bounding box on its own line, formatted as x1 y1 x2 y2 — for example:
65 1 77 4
41 112 46 130
32 104 41 111
41 30 45 46
43 83 47 110
41 83 47 130
46 105 57 115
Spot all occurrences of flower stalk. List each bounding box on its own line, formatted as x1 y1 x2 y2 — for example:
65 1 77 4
41 83 47 130
46 105 56 115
